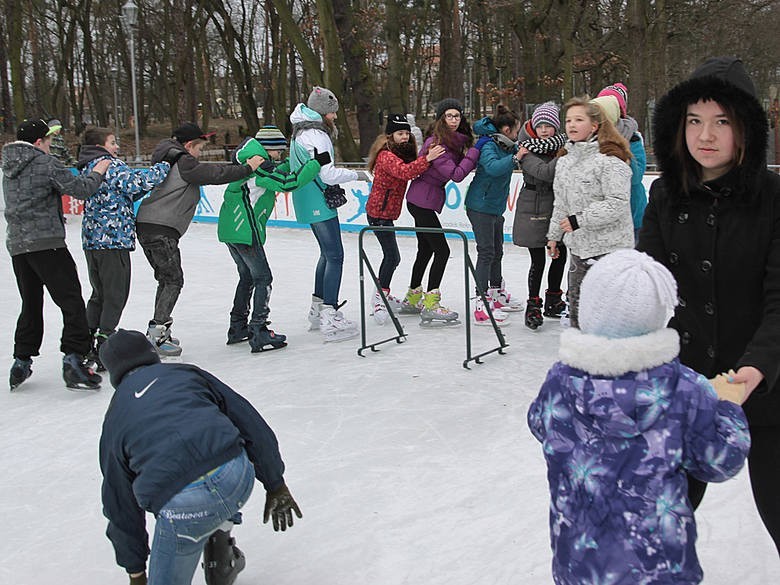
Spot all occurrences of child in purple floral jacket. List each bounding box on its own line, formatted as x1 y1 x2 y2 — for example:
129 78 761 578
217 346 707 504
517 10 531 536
528 249 750 585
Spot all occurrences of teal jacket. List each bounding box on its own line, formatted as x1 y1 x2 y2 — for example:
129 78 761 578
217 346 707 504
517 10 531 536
464 117 518 216
218 138 321 245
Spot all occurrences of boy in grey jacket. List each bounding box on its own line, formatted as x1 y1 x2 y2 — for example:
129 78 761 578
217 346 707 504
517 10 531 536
2 119 110 391
135 123 263 356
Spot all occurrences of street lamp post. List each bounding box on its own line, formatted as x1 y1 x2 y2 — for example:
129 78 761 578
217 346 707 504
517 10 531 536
466 55 475 118
109 66 120 143
121 0 141 163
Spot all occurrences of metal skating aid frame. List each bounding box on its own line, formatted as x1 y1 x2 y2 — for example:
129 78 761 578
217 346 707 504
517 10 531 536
357 225 508 368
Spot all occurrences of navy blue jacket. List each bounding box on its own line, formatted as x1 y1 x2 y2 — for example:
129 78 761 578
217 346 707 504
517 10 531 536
99 362 285 573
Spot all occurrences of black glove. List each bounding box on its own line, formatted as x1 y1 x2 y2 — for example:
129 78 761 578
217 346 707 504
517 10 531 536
129 572 147 585
313 147 331 167
263 483 302 531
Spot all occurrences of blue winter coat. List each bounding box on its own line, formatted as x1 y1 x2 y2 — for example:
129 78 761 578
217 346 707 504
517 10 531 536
528 327 750 585
464 117 518 216
628 133 647 229
79 145 170 250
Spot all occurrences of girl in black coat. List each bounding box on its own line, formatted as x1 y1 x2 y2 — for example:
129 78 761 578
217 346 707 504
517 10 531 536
637 56 780 555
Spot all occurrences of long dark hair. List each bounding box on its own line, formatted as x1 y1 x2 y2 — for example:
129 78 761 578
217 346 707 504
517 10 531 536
426 113 474 154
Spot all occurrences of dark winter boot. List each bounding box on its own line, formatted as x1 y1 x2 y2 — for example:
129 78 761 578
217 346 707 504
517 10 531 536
9 357 33 390
525 297 544 330
226 322 251 345
543 289 567 318
202 529 246 585
248 324 287 353
87 329 113 371
62 353 101 391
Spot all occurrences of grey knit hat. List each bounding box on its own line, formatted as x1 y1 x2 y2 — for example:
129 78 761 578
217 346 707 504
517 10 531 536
435 98 464 120
307 86 339 115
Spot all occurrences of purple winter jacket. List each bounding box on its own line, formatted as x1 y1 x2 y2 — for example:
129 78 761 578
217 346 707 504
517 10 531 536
405 132 479 213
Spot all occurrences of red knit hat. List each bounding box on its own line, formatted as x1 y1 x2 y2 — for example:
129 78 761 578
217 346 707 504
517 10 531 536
597 83 628 117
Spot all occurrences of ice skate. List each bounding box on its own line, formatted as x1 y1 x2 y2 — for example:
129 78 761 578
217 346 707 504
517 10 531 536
202 529 245 585
308 295 324 331
372 288 402 325
226 322 251 345
543 289 567 318
320 305 359 343
9 357 33 391
525 297 544 330
420 289 460 327
146 320 182 357
63 353 101 391
86 329 112 372
473 296 510 327
400 286 423 315
490 283 524 312
249 325 287 353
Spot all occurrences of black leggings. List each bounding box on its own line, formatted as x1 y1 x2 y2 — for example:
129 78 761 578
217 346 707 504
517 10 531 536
527 245 567 298
408 202 449 291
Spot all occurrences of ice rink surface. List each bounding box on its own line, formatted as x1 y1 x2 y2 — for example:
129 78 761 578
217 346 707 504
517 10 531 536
1 216 777 584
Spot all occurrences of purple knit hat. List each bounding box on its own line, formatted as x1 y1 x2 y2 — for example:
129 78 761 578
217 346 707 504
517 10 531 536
597 83 628 117
531 102 560 131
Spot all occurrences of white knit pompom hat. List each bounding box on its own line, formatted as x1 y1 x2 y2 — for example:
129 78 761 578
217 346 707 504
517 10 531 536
579 249 678 339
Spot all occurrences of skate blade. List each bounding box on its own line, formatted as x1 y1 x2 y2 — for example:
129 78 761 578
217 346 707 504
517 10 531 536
226 337 250 345
251 342 288 353
65 382 101 392
474 319 511 327
419 319 461 328
161 355 184 363
497 305 524 313
323 329 360 343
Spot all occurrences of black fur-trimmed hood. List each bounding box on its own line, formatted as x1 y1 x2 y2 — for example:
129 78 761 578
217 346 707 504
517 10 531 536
653 56 768 199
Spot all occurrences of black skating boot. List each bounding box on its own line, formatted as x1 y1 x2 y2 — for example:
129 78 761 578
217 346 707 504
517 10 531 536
63 353 101 391
10 357 33 390
525 297 544 330
87 330 112 372
543 289 567 318
248 324 287 353
226 321 251 345
202 529 246 585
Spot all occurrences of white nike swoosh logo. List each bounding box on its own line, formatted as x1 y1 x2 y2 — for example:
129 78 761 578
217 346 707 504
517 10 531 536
134 378 158 398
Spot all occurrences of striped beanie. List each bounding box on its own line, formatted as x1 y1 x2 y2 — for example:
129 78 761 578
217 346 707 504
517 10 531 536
597 83 628 117
255 125 288 150
531 102 560 131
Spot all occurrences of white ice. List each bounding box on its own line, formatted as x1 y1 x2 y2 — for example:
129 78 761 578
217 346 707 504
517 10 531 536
0 216 777 584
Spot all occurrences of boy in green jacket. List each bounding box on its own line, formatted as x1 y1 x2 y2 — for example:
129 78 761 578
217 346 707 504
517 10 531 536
218 127 329 352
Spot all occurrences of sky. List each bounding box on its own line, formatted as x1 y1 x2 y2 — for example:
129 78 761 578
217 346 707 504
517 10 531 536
0 216 778 584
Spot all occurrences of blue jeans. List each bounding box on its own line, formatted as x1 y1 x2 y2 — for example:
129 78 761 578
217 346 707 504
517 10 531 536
226 242 273 326
309 217 344 306
466 208 504 294
148 451 254 585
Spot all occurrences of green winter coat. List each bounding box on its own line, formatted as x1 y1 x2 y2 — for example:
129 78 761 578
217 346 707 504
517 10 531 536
217 138 321 245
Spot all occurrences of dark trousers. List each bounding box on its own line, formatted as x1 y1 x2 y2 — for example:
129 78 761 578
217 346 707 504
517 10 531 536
466 208 504 294
84 249 131 333
408 202 449 291
11 248 91 358
137 232 183 324
226 242 273 327
367 216 401 290
527 245 567 298
689 424 780 555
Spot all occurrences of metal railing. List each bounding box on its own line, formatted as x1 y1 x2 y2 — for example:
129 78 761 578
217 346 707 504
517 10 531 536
357 225 508 368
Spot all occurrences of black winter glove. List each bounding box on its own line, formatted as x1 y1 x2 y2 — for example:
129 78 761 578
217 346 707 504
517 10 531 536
263 483 302 531
313 148 332 167
129 572 147 585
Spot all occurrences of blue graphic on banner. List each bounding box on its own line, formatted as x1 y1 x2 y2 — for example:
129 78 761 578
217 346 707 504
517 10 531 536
196 187 214 215
347 182 371 223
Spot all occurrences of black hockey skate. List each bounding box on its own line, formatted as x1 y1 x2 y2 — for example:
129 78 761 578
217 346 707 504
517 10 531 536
63 353 101 391
249 325 287 353
525 297 544 330
202 529 246 585
226 322 251 345
9 357 33 391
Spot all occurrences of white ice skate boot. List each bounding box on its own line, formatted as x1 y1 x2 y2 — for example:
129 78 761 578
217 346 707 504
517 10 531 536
420 289 460 327
372 288 403 325
308 295 323 331
489 283 523 312
147 320 183 357
319 305 359 343
473 296 510 327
